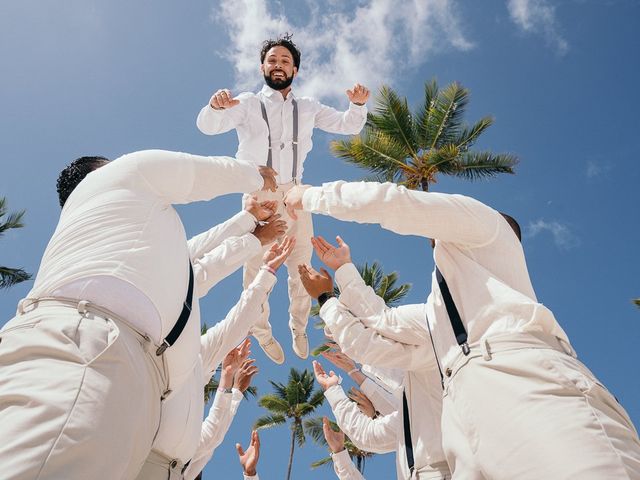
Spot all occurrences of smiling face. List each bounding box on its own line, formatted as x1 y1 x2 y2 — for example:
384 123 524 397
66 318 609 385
261 46 297 91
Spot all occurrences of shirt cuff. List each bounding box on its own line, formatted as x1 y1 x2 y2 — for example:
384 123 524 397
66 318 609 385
236 210 259 233
324 384 349 408
243 474 258 480
319 296 339 320
331 448 352 468
334 262 360 290
348 102 368 112
212 389 234 409
253 267 278 290
301 186 322 213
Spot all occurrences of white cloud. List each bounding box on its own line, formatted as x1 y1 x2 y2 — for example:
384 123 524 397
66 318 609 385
214 0 473 102
506 0 569 55
525 219 580 250
585 160 612 179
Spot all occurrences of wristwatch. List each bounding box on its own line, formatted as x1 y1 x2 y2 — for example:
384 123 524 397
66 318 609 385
318 291 336 307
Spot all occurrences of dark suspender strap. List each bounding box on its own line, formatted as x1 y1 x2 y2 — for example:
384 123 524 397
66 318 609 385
291 98 298 181
402 390 415 472
436 266 470 355
156 263 194 355
259 100 273 168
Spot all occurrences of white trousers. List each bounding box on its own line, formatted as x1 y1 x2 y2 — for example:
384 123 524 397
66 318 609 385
242 182 313 340
136 449 186 480
0 299 165 480
441 332 640 479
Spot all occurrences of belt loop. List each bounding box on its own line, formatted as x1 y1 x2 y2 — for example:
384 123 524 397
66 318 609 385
481 338 492 361
77 300 90 315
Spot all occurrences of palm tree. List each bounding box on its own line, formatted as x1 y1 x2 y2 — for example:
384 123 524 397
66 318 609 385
332 80 518 191
0 197 31 289
634 299 640 309
304 417 375 473
311 262 411 356
254 368 325 480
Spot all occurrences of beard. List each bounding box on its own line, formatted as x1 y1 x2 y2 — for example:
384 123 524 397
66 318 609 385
264 72 294 91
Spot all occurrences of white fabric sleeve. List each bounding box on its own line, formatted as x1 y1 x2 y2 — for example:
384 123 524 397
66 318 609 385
314 100 367 135
320 298 436 371
193 234 262 298
332 449 366 480
188 210 256 260
359 378 399 417
183 390 236 480
128 149 263 205
302 180 501 247
325 386 397 455
200 269 276 381
196 99 249 135
335 263 429 345
243 475 258 480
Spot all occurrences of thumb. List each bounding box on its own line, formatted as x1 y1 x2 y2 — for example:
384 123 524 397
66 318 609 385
230 98 240 106
236 443 245 456
320 267 331 279
336 235 346 247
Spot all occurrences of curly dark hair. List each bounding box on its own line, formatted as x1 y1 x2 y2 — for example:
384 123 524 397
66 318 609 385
260 33 301 69
56 156 110 207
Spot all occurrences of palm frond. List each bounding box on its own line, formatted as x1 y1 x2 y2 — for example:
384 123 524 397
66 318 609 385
308 389 326 408
369 86 419 159
311 342 331 356
634 298 640 309
268 380 289 401
294 420 306 447
415 78 440 147
429 82 470 149
331 129 414 181
451 151 518 180
0 210 26 237
254 413 286 430
0 267 31 289
310 456 333 469
258 394 291 414
454 116 494 151
303 417 327 445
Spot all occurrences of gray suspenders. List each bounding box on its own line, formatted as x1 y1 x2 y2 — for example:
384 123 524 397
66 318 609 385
259 98 299 182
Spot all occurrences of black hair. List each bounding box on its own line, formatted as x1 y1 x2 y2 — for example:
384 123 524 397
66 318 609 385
260 33 301 69
500 213 522 241
56 156 110 207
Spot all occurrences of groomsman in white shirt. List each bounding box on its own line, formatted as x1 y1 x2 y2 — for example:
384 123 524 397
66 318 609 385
287 181 640 479
196 34 369 364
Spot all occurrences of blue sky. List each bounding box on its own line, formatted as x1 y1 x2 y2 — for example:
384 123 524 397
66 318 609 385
1 1 639 478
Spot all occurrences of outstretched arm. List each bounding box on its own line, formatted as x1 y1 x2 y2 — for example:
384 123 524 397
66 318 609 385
196 89 248 135
321 417 367 480
285 180 500 246
314 84 369 135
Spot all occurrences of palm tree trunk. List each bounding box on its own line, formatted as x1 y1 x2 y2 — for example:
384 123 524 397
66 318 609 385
286 425 296 480
420 178 430 191
356 455 363 472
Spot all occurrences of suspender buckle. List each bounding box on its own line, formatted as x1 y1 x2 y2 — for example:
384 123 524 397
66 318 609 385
156 340 170 356
461 342 470 356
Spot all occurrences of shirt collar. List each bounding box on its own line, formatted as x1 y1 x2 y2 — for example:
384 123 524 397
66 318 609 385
260 84 295 102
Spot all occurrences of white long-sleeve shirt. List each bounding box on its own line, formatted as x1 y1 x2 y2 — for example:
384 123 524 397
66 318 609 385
183 388 243 480
332 449 367 480
322 262 448 479
196 85 367 184
304 180 571 369
32 150 263 395
151 265 276 463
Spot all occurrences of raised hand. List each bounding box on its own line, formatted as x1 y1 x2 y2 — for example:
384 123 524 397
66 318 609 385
313 360 341 391
298 264 333 299
253 214 287 246
283 184 310 220
236 430 260 477
209 88 240 110
245 196 277 222
222 338 252 377
311 235 352 271
348 387 376 419
346 83 370 106
234 358 258 393
322 417 346 454
262 236 296 271
321 349 356 373
258 166 278 192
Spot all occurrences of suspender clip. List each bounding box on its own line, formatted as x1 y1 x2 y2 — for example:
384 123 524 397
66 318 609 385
156 340 170 356
461 342 470 356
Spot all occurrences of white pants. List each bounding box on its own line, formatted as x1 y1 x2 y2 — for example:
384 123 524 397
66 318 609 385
136 449 186 480
441 332 640 479
0 299 165 480
243 182 313 340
